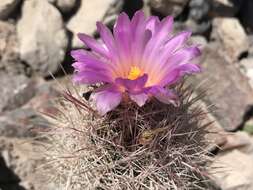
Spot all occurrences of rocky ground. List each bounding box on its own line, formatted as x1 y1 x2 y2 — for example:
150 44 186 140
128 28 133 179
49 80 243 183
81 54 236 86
1 0 253 189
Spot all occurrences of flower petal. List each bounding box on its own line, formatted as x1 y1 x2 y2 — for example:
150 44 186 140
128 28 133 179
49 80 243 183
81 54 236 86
96 22 116 55
113 12 132 72
115 74 148 93
143 16 174 72
149 86 179 106
73 71 112 84
113 12 131 54
71 49 87 61
159 46 201 77
71 49 119 76
91 86 122 115
72 62 107 72
158 69 181 87
130 93 148 107
131 11 152 65
163 31 192 53
145 16 159 34
77 33 110 58
71 50 109 70
178 63 201 74
131 10 146 32
158 31 192 64
156 16 174 41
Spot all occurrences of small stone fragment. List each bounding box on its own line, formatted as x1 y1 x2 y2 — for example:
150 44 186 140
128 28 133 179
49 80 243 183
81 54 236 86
240 57 253 88
0 74 36 112
189 35 208 48
0 21 25 75
211 18 249 61
0 108 49 137
211 150 253 190
17 0 68 77
67 0 117 47
150 0 189 17
221 131 253 151
189 0 210 22
191 44 253 131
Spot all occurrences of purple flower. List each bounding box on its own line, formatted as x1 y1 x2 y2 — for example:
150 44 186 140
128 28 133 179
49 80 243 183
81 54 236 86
71 11 201 115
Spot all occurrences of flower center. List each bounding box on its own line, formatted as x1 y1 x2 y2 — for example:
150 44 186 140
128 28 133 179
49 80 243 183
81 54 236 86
127 66 142 80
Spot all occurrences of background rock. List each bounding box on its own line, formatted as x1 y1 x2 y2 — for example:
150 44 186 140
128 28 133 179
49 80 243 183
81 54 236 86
23 80 60 113
211 150 253 190
0 78 60 138
189 0 210 22
17 0 68 77
0 0 21 20
220 131 253 151
0 137 56 190
150 0 189 17
191 44 253 131
67 0 117 47
211 18 249 61
0 21 25 75
0 74 36 113
174 19 211 35
240 57 253 88
196 98 227 151
189 35 208 47
0 108 50 138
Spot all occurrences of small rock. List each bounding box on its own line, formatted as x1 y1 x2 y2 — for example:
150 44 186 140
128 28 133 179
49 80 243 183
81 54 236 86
0 107 50 137
221 131 253 151
211 18 249 61
0 21 25 75
102 0 123 27
0 0 21 20
0 74 36 112
189 35 208 48
55 0 77 13
240 57 253 88
196 99 227 150
150 0 189 17
211 150 253 190
178 19 211 35
189 0 210 22
0 79 60 138
67 0 117 47
24 80 60 115
191 44 253 131
0 137 56 190
17 0 68 77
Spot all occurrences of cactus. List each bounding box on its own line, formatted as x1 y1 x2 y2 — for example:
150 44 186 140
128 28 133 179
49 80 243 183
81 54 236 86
39 82 218 190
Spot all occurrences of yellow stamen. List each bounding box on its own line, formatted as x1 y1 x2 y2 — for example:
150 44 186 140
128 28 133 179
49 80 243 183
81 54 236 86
127 66 142 80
